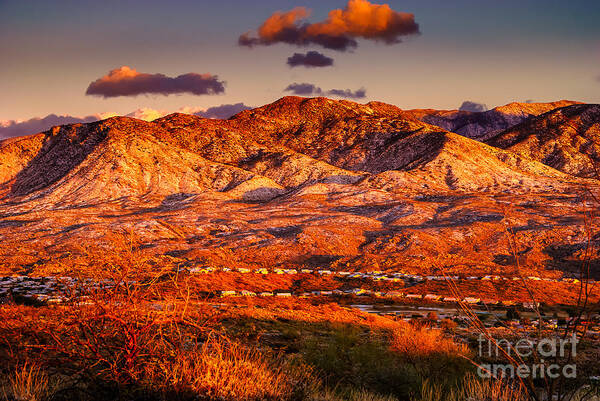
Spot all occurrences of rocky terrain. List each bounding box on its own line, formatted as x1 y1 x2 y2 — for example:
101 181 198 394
407 100 581 141
0 96 599 278
487 104 600 178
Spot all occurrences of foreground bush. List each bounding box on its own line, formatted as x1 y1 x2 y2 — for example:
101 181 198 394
143 336 315 400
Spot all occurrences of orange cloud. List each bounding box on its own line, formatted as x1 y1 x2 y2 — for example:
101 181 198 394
86 66 225 98
239 0 419 51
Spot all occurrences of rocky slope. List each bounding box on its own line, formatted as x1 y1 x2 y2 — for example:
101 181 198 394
486 104 600 178
231 97 582 193
407 100 581 141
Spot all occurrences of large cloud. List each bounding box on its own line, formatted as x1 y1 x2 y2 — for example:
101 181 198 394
0 103 255 140
239 0 419 51
287 51 334 68
458 101 488 113
86 66 225 98
284 82 366 99
0 114 100 139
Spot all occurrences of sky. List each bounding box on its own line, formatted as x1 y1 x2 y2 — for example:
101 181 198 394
1 0 599 125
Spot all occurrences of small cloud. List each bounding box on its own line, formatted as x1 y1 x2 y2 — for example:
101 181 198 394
284 83 323 96
327 88 367 99
284 82 366 99
239 0 419 52
193 103 253 119
287 51 334 68
458 101 488 112
86 66 225 98
524 99 535 104
125 108 168 121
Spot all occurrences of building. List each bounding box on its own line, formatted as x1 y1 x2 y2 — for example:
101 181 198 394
463 297 480 304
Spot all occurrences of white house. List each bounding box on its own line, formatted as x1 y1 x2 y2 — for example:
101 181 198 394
463 297 480 304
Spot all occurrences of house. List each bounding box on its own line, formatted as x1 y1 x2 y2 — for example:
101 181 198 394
337 272 351 276
240 290 256 297
318 270 332 275
300 269 313 274
350 288 370 295
255 268 269 274
424 294 441 301
463 297 480 304
219 290 237 297
384 291 404 298
527 276 541 281
189 267 210 274
501 300 517 306
442 297 458 303
284 269 298 274
237 268 251 274
522 302 540 309
276 292 292 297
273 269 285 274
321 291 333 296
405 294 422 299
258 292 273 297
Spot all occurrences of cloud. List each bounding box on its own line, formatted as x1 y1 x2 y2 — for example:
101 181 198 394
327 88 367 99
0 103 255 140
239 0 419 51
287 51 334 68
86 66 225 98
285 83 322 96
0 114 100 139
458 101 488 112
193 103 253 119
284 82 366 99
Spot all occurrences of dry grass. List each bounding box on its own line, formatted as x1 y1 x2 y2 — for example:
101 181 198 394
390 325 468 360
414 375 527 401
144 335 315 400
1 363 53 401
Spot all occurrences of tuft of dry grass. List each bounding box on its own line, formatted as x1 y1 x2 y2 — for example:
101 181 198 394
2 363 53 401
390 325 467 359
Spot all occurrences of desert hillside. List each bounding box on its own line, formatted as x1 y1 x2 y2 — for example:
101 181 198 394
0 96 598 278
487 104 600 178
406 100 581 141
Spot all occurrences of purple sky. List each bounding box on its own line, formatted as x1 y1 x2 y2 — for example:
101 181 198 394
1 0 599 125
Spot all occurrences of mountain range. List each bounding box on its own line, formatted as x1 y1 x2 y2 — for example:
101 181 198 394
1 96 598 277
